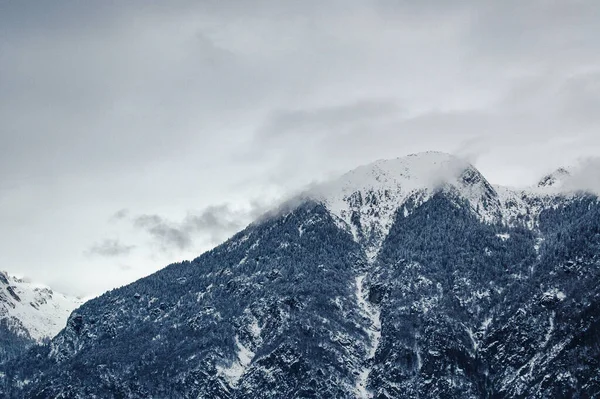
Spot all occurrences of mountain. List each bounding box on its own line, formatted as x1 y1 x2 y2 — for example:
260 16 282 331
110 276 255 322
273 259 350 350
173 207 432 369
537 167 572 188
1 151 599 398
0 271 83 363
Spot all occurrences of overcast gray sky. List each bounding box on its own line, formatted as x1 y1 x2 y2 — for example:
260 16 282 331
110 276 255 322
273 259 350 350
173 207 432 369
1 0 599 296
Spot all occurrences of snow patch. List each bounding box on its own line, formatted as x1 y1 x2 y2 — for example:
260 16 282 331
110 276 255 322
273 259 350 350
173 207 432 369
250 318 262 339
355 275 381 359
482 317 493 330
354 274 381 398
496 233 510 241
544 312 555 346
355 369 372 399
217 335 255 387
542 288 566 302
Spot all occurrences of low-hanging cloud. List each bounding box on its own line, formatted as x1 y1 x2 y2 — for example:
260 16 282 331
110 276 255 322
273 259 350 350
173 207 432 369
85 239 135 257
133 215 194 251
131 201 272 251
563 157 600 195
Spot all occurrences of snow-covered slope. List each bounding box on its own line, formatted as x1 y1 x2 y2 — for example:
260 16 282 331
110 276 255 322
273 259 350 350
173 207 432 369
310 151 569 260
493 185 572 230
537 167 571 188
311 152 501 260
0 271 83 341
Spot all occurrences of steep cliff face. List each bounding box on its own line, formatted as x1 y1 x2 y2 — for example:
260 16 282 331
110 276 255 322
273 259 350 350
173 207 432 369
1 152 598 398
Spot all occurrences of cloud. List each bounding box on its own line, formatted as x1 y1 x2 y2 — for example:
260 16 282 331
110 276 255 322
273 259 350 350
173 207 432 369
131 201 271 251
260 100 401 138
86 239 135 257
183 204 247 242
563 157 600 195
3 0 600 296
452 136 491 165
133 214 193 251
110 208 130 222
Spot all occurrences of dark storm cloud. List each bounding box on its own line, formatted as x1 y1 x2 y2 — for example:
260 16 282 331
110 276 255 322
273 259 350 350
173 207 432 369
86 239 135 257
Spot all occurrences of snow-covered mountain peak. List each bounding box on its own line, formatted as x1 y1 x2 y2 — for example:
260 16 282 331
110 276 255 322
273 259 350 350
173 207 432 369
330 151 470 192
537 167 571 188
0 270 83 341
310 151 500 260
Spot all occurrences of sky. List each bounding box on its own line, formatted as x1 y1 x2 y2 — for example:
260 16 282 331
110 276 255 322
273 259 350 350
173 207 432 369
1 0 600 297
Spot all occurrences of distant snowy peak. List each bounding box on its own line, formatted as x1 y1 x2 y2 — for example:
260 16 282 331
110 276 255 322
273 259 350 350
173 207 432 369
0 271 83 341
537 167 571 188
311 151 501 259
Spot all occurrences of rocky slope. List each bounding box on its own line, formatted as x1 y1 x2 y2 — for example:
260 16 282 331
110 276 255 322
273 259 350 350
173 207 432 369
1 151 598 398
0 271 83 363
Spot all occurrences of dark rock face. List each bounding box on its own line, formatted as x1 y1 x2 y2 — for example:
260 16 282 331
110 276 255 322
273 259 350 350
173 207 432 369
1 192 599 398
5 287 21 303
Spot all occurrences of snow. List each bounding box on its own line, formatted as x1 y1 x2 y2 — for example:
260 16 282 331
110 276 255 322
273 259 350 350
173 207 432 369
494 185 576 230
415 333 422 371
537 167 571 188
249 318 262 338
355 275 381 358
310 151 563 260
354 274 381 399
355 369 371 399
465 326 478 352
496 233 511 241
311 152 478 259
542 288 566 302
543 312 555 347
305 152 578 262
482 317 493 330
0 271 83 341
464 317 493 354
217 335 255 387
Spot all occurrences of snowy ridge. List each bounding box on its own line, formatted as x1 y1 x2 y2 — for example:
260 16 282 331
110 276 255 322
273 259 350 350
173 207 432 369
0 271 83 341
537 167 571 188
310 151 575 259
311 152 501 259
494 185 574 230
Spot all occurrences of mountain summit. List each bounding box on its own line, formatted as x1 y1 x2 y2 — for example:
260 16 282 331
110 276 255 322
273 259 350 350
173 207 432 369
312 152 501 259
1 152 599 398
537 167 572 188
